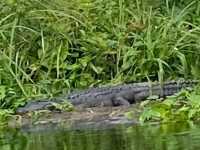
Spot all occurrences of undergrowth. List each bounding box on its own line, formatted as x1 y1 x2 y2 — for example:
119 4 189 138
139 86 200 123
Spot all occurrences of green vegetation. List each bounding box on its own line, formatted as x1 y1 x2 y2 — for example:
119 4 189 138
139 87 200 123
0 0 200 120
50 101 74 112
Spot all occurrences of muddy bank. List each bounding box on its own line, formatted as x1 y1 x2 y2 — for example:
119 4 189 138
8 104 141 131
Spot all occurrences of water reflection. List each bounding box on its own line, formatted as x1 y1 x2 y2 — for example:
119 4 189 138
1 122 200 150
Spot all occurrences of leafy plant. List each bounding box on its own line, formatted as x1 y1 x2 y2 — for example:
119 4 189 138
0 109 14 125
51 101 74 112
139 88 200 124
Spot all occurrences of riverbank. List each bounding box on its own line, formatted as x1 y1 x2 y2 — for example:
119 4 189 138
8 105 141 131
0 0 199 114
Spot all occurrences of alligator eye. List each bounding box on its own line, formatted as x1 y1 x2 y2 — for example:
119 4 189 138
69 96 76 99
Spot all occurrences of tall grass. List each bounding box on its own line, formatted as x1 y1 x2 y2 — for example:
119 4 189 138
0 0 200 109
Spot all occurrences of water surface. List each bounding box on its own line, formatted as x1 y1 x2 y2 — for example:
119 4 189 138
1 122 200 150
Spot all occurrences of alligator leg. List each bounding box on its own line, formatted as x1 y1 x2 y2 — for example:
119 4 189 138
112 97 130 106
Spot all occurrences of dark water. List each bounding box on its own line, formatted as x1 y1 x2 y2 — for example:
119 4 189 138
1 122 200 150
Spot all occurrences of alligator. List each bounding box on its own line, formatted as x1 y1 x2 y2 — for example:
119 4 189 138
16 80 198 114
